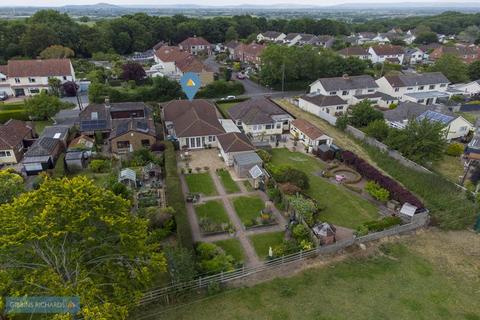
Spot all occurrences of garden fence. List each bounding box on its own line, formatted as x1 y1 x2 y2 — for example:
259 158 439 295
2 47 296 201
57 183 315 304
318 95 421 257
137 211 429 308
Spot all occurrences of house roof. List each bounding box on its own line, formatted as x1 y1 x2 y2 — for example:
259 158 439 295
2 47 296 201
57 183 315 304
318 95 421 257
228 97 290 125
384 101 435 123
354 92 397 101
217 132 255 153
285 33 300 41
0 65 7 75
384 72 449 87
176 54 210 73
370 45 404 56
337 46 369 56
299 33 316 42
0 119 33 150
225 40 240 49
316 35 334 43
109 118 156 140
416 110 456 125
261 31 283 39
163 99 225 138
237 43 265 57
311 75 378 91
358 32 376 39
291 118 327 140
179 36 211 47
233 152 262 166
42 125 69 140
5 59 73 78
300 94 347 107
24 137 60 157
155 46 190 63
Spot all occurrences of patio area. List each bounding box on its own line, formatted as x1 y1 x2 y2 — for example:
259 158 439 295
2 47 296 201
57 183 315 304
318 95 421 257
177 149 226 172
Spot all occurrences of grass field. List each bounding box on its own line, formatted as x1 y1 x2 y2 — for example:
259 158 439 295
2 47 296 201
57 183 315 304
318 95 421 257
157 230 480 320
249 231 285 259
270 148 379 229
185 173 217 196
232 196 264 225
433 155 464 184
214 238 244 263
217 169 240 193
195 200 230 225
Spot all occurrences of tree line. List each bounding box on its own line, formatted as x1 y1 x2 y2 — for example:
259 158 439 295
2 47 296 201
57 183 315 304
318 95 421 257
2 10 480 63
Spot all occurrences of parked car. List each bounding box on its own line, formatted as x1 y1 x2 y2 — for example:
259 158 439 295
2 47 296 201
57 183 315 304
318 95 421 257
220 95 236 101
0 92 8 101
236 72 246 80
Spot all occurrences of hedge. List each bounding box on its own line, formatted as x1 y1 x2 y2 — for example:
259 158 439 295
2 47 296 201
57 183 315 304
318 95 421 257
356 216 402 236
342 150 424 209
0 109 29 123
164 141 193 249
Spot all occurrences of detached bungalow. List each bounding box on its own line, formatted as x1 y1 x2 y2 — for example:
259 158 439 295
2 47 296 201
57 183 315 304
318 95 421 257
217 132 256 166
417 110 473 141
298 94 349 116
163 99 225 149
309 75 379 105
290 119 333 150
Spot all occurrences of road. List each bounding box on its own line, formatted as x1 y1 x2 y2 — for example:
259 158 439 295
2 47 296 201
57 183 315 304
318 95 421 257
205 55 304 98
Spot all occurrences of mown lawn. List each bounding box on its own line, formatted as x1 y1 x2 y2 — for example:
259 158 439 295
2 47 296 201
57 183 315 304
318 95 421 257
217 169 240 193
270 148 379 229
249 231 285 259
155 238 480 320
185 173 217 196
214 238 244 263
216 102 237 118
195 200 230 225
232 196 264 226
0 101 28 123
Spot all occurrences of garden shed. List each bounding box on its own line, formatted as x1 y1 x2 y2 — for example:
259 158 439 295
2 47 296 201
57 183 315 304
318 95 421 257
312 222 336 245
65 151 89 172
233 152 263 178
316 144 334 161
119 168 137 188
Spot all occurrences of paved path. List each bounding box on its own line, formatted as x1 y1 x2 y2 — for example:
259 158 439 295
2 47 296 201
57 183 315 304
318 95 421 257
209 171 261 267
179 174 203 243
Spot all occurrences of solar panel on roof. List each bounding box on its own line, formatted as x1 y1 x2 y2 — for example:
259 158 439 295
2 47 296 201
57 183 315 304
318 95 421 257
417 110 454 125
80 120 108 131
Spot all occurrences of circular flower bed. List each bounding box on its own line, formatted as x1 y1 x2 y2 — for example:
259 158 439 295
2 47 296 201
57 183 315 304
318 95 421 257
330 168 362 184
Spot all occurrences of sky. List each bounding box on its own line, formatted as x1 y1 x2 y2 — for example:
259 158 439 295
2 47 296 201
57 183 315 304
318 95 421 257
5 0 480 7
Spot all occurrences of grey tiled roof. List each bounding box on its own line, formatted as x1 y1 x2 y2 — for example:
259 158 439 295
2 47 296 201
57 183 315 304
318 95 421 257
228 97 290 125
384 102 435 123
300 94 348 107
25 137 60 157
384 72 449 87
312 75 378 91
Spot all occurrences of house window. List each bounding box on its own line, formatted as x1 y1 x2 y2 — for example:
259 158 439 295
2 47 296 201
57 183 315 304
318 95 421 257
329 91 337 95
63 76 67 80
276 123 281 129
336 106 344 110
91 112 98 120
342 90 348 96
429 85 435 90
407 87 414 91
208 136 213 142
141 139 151 147
440 84 447 88
29 88 40 94
368 89 375 93
0 151 11 157
15 78 20 83
418 99 425 103
28 77 36 83
460 126 468 132
419 86 424 90
395 88 400 92
265 124 273 130
117 141 130 149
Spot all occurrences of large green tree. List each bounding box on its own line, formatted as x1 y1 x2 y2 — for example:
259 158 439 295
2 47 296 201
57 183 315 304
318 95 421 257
468 61 480 81
349 100 384 128
24 92 72 120
0 176 166 318
0 170 25 205
429 54 469 84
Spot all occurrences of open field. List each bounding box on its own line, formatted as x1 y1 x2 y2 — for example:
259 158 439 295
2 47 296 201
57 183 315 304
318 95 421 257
270 148 379 229
157 229 480 320
185 173 217 196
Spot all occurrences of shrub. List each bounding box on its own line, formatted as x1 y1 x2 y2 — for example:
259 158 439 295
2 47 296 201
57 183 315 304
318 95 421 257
388 103 398 110
196 242 235 274
270 165 309 190
292 224 310 242
365 119 390 141
356 216 402 236
336 114 349 131
257 149 272 163
267 187 282 204
272 240 299 257
365 181 390 202
89 159 110 173
446 143 464 157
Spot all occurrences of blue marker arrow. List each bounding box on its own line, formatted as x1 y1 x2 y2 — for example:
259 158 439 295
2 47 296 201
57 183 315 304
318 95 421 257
180 72 201 101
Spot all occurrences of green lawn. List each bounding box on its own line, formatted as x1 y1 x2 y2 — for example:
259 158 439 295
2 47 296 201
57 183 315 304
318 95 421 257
214 238 244 263
249 231 285 259
153 240 480 320
195 200 230 225
217 169 240 193
232 196 264 226
243 180 254 192
270 148 379 229
0 101 28 123
216 102 237 117
33 120 54 135
185 173 217 196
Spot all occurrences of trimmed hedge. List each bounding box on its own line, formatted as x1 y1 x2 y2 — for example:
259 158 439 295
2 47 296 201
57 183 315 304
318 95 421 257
356 216 402 236
164 141 193 249
342 150 423 209
0 109 29 123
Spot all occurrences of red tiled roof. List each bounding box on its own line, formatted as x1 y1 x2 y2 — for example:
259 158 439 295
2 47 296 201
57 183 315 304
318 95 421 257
176 55 210 73
179 36 211 47
0 119 33 149
371 45 404 56
154 46 190 63
6 59 73 78
337 46 369 56
291 119 326 140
